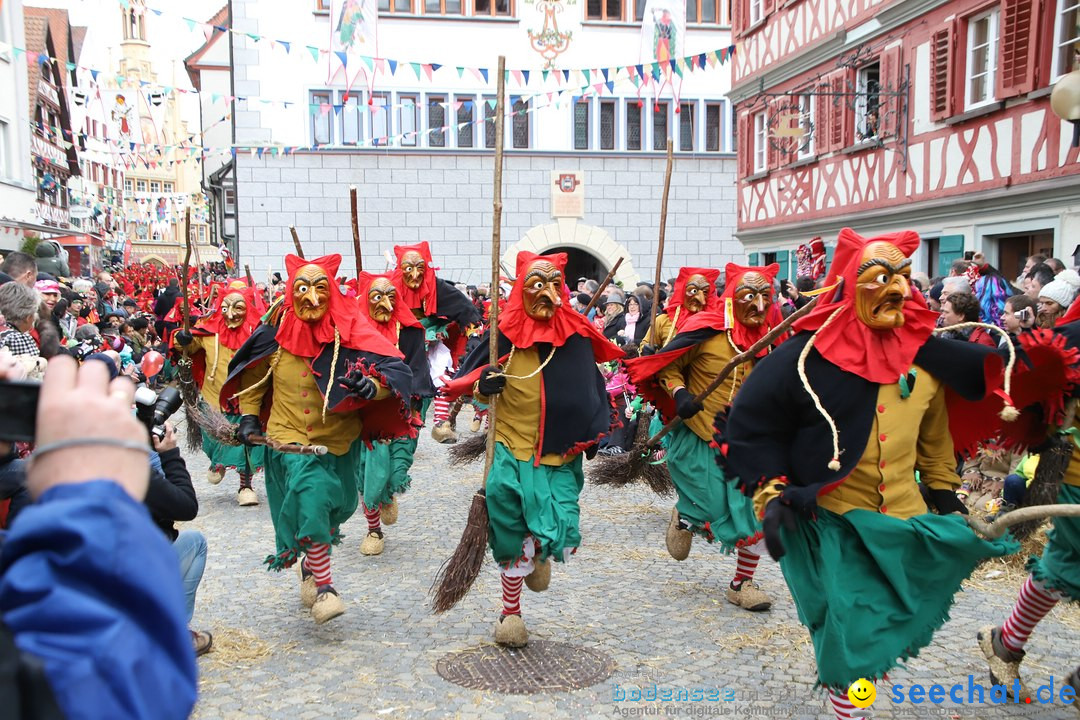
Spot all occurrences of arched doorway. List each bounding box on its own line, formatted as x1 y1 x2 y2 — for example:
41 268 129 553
503 218 640 290
548 245 606 285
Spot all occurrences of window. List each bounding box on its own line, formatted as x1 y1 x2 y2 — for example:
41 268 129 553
797 94 814 158
0 121 8 180
966 10 998 109
586 0 622 21
753 112 766 172
748 0 761 25
686 0 719 23
379 0 413 11
456 97 475 148
483 95 497 149
315 0 329 10
399 94 419 146
310 90 332 144
164 181 174 193
512 98 530 149
136 179 147 192
427 0 463 13
705 101 725 152
341 93 362 145
634 0 646 20
370 93 390 145
626 100 643 150
473 0 509 16
855 62 881 140
653 101 670 150
124 179 133 193
574 100 590 150
679 102 695 151
224 187 236 215
600 100 617 150
428 95 447 147
150 181 161 193
1055 0 1080 79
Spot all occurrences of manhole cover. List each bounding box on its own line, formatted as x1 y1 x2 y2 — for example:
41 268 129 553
436 640 616 694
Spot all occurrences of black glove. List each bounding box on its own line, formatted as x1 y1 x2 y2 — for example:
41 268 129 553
927 488 969 515
174 329 193 347
464 334 483 357
673 388 704 420
639 343 656 356
762 498 799 561
237 415 262 446
338 371 378 400
477 365 506 396
585 444 599 460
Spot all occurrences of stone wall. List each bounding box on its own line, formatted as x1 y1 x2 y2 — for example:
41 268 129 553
235 152 741 286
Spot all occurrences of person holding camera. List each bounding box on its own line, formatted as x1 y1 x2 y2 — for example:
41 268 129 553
0 355 196 720
144 420 212 656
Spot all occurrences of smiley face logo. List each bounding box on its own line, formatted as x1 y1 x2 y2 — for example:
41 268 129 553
847 678 876 709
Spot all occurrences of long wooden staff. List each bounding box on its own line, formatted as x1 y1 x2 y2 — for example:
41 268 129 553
350 185 363 277
177 208 203 449
431 55 507 614
646 139 674 346
248 435 328 456
289 226 305 259
645 291 825 450
245 264 255 286
582 257 625 316
181 207 193 334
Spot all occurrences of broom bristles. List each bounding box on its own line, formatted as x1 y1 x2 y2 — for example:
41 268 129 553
430 491 489 613
175 357 204 451
588 410 674 497
448 433 488 466
186 402 242 446
1011 434 1071 540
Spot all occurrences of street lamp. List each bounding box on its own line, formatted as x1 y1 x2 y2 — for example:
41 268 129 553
1051 59 1080 147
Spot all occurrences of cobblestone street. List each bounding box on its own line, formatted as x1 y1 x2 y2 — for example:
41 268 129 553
181 409 1080 720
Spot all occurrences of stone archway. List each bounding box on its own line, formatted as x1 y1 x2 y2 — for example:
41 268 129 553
504 218 640 288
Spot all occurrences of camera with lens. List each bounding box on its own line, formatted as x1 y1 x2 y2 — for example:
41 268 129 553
134 386 183 442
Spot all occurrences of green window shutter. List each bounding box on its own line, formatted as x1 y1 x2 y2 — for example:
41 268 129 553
748 252 760 265
776 250 790 281
937 235 965 277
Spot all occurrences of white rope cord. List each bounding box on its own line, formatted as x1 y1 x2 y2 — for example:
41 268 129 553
494 344 558 381
796 306 846 472
233 349 281 400
323 328 341 424
663 306 682 347
725 330 743 406
933 321 1018 421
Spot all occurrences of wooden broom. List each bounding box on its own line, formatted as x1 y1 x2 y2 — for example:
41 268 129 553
431 56 507 614
177 207 203 451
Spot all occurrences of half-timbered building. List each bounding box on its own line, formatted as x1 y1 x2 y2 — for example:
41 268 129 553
730 0 1080 280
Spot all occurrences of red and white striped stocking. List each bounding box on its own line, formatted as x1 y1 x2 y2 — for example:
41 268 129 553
501 573 523 616
732 547 760 586
432 387 452 424
1000 575 1062 653
828 689 858 719
305 542 333 588
362 502 381 532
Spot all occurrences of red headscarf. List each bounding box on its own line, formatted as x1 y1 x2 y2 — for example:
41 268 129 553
793 227 938 383
498 251 623 362
390 242 439 316
664 267 722 333
194 280 266 350
277 254 403 359
356 271 423 345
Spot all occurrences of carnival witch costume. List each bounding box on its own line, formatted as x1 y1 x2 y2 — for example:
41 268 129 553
175 280 267 505
441 251 624 647
719 229 1019 719
390 241 482 443
641 267 723 352
626 263 783 612
353 271 436 556
223 254 414 625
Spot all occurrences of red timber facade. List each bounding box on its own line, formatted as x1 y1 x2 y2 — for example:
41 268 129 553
729 0 1080 280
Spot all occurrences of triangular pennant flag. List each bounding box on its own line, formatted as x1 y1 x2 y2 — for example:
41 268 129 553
247 32 260 42
411 62 421 78
307 45 320 62
511 69 523 86
281 41 291 54
388 59 398 75
422 63 433 81
12 47 23 59
487 98 497 109
635 64 644 79
335 50 348 69
184 17 196 31
66 61 75 71
522 70 530 84
601 68 609 83
38 54 49 66
562 69 570 82
480 68 489 83
698 52 707 69
583 69 591 84
362 55 375 71
457 66 466 78
211 93 221 103
257 147 265 158
672 59 684 77
542 69 549 83
707 50 718 67
215 25 228 32
606 80 614 93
